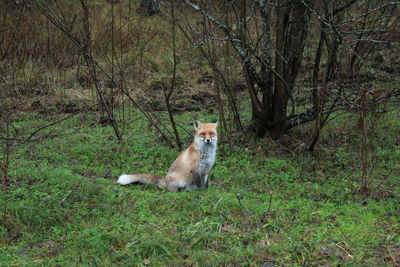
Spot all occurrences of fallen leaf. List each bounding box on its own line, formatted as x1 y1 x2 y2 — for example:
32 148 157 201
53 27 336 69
222 224 233 233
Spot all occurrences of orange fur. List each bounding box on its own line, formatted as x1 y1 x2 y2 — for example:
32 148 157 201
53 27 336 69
117 121 218 192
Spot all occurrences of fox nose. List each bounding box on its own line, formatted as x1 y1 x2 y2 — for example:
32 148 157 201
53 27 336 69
205 138 211 143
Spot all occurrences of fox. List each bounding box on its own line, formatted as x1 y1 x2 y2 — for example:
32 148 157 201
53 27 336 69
117 120 218 192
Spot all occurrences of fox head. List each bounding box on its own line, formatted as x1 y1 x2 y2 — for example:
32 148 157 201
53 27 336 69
193 120 218 145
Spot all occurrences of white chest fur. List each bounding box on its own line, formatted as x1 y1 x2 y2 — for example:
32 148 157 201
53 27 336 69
198 141 217 175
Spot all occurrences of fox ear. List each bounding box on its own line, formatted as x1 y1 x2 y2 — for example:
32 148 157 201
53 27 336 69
211 119 218 126
193 120 202 130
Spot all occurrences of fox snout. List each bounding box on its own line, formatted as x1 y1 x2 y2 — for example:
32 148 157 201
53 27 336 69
202 136 217 144
195 136 217 146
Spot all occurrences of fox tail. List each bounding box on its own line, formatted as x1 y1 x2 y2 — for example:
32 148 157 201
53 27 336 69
117 174 163 186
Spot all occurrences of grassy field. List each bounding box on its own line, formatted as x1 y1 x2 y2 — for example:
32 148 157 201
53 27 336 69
0 109 399 266
1 0 399 265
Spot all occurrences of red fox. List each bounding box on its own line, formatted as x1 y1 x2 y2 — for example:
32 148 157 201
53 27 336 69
117 120 218 192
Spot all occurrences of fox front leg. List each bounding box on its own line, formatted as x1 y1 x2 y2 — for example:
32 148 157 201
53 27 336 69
197 174 208 189
193 173 203 188
194 173 208 189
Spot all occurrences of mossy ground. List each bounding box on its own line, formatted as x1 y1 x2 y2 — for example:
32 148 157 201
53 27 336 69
0 109 399 266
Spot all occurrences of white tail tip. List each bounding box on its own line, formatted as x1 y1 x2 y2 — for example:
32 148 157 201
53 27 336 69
117 174 133 185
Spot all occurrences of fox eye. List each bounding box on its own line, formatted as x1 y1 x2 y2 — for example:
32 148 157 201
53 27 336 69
200 133 205 137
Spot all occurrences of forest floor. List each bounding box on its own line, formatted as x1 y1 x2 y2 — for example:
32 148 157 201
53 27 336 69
0 107 399 266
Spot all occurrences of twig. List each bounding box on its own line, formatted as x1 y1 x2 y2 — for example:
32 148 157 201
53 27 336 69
334 243 354 260
27 103 98 141
60 176 86 207
378 168 397 187
1 122 10 234
163 2 182 150
236 193 244 208
267 191 273 214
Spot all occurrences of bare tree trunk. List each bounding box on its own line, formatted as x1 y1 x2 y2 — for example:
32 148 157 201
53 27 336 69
313 24 326 84
325 36 340 82
358 92 369 194
269 0 311 139
164 2 182 150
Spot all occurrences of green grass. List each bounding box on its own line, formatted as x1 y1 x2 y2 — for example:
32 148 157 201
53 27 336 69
0 110 399 266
